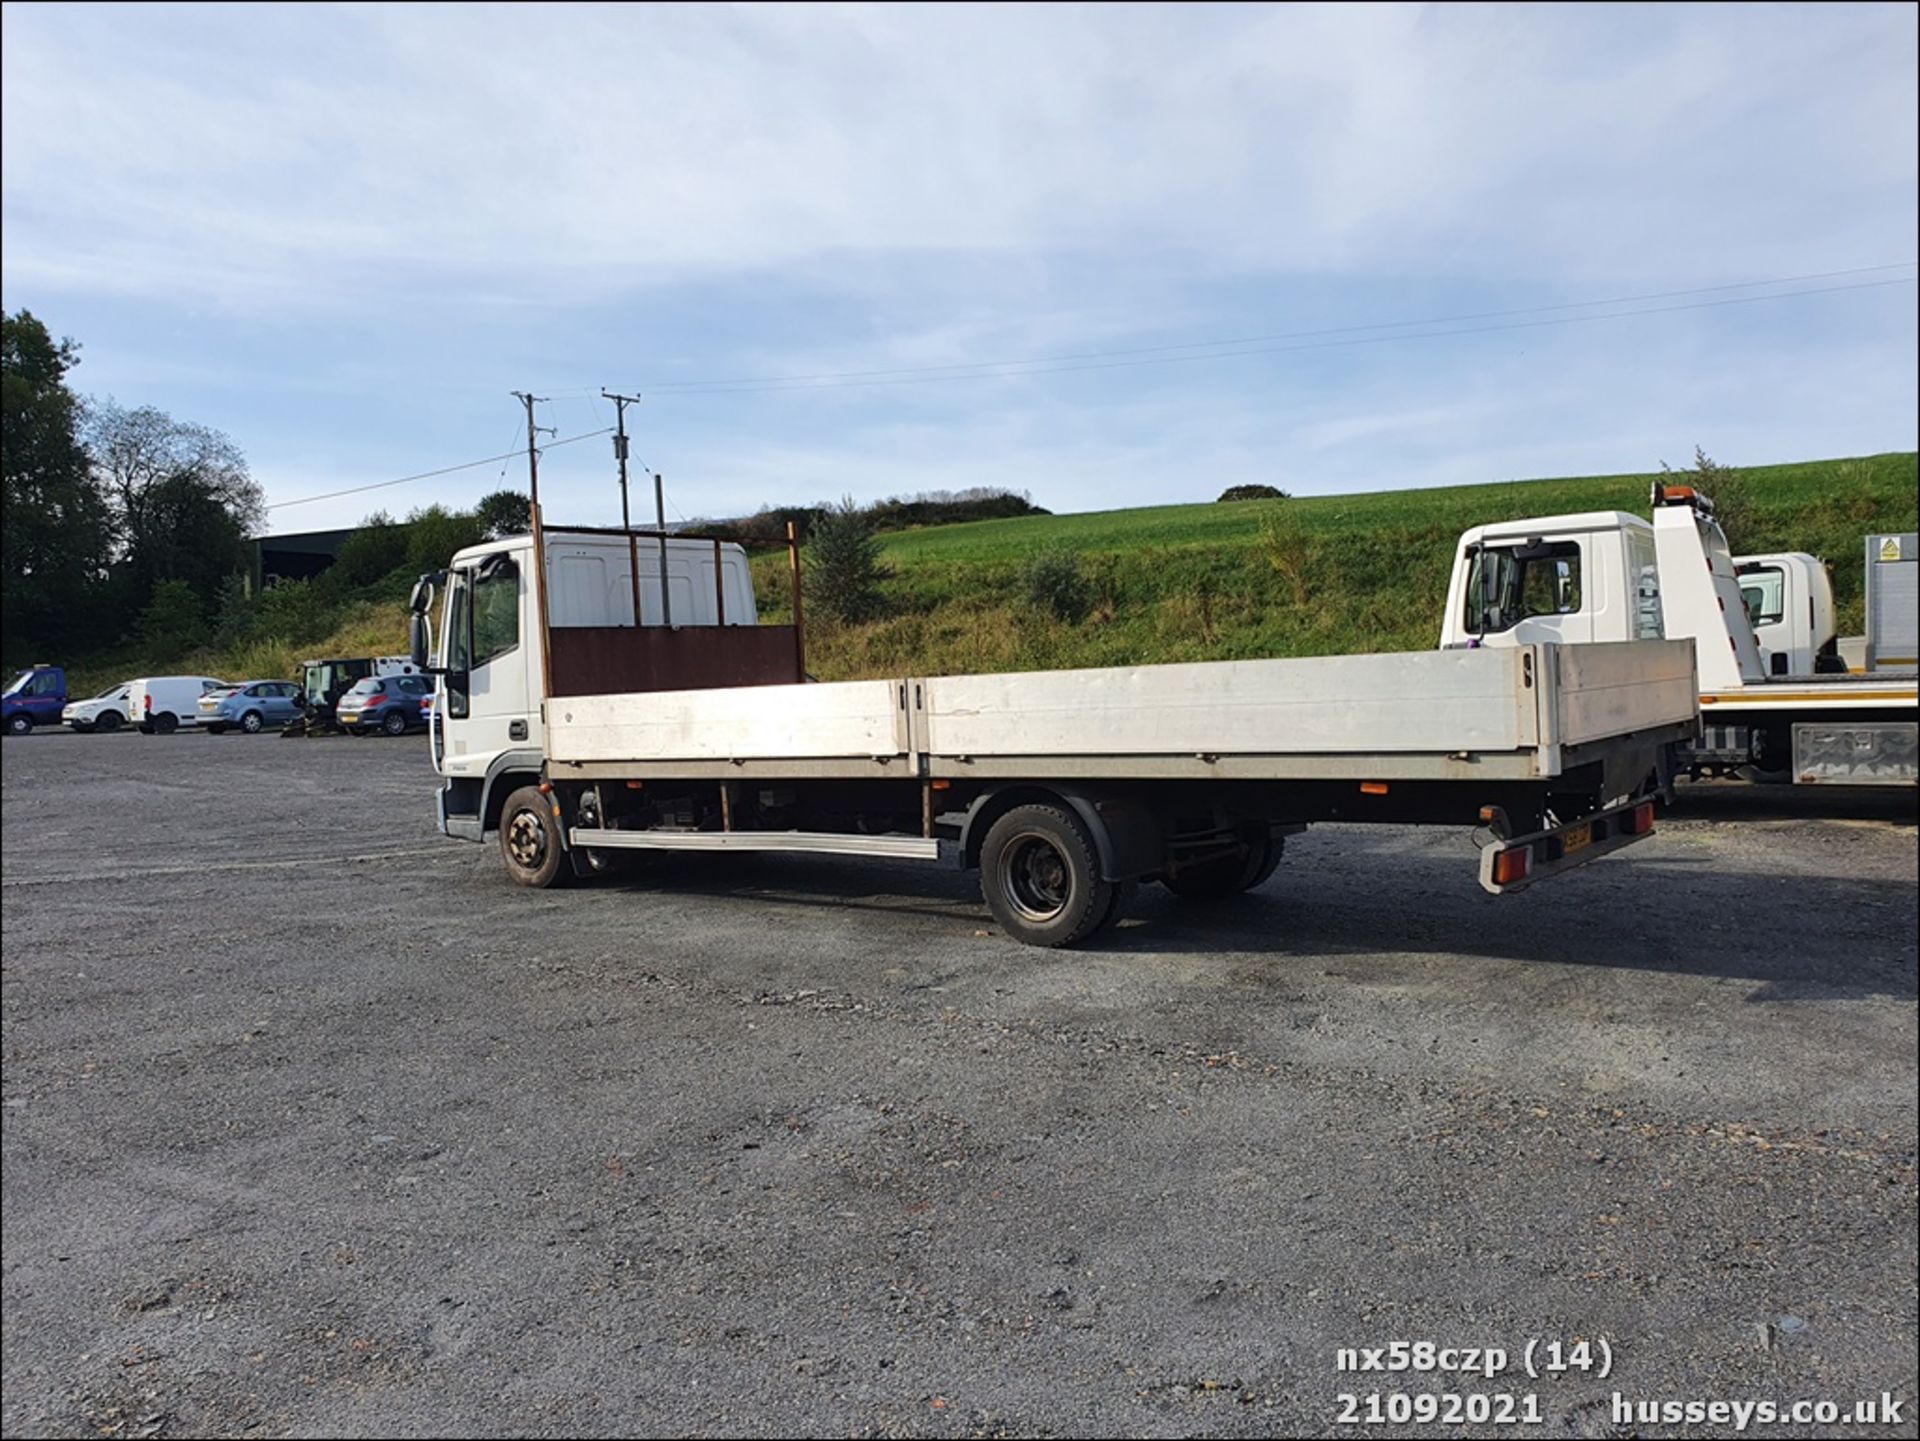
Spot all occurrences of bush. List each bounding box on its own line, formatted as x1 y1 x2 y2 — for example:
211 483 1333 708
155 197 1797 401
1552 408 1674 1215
806 498 890 623
1022 548 1092 623
138 579 206 655
1219 484 1290 502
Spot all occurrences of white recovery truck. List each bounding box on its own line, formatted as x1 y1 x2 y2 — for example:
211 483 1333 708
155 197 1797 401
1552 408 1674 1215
410 512 1696 946
1439 486 1917 786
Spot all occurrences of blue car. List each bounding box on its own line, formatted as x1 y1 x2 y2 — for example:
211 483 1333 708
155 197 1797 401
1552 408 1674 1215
203 679 305 735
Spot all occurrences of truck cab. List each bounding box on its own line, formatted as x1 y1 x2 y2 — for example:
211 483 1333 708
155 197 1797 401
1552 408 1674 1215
421 531 762 841
3 664 68 735
1732 551 1842 676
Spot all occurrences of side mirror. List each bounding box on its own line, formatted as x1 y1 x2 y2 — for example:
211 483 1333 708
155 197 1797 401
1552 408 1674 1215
409 612 432 670
408 573 442 616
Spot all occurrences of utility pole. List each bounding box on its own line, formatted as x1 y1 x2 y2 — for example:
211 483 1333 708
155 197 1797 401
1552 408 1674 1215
511 391 556 706
602 390 648 626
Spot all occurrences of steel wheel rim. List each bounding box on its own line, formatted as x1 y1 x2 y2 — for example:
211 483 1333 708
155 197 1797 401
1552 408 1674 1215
505 808 548 871
1000 831 1071 923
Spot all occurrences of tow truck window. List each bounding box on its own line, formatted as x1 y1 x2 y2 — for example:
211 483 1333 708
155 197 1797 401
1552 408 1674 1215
1464 542 1583 633
1739 566 1785 627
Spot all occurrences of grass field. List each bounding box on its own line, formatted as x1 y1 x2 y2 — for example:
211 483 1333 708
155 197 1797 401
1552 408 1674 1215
754 452 1918 681
65 451 1918 694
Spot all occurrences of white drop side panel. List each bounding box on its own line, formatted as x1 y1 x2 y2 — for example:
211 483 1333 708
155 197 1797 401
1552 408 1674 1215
1548 640 1698 748
922 649 1538 758
549 680 903 764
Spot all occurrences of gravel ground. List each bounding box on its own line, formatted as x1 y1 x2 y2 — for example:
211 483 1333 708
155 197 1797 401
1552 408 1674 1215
2 729 1915 1439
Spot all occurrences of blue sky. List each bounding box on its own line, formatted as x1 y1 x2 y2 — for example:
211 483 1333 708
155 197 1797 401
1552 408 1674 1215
3 2 1915 536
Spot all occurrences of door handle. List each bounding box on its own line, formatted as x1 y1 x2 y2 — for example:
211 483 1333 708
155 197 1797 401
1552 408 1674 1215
509 719 528 741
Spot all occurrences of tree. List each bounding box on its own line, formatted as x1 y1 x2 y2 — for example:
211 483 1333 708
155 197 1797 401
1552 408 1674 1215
333 510 409 585
476 489 531 539
404 504 486 573
1663 445 1755 550
806 497 889 623
87 400 263 611
2 310 111 659
1218 483 1290 502
137 578 205 655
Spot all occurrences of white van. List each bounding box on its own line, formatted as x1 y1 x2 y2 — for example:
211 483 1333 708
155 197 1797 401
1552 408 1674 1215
127 676 230 735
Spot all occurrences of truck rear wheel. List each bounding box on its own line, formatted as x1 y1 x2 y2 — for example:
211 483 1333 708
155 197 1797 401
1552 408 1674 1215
499 785 570 889
1163 835 1284 898
980 803 1120 947
152 712 178 736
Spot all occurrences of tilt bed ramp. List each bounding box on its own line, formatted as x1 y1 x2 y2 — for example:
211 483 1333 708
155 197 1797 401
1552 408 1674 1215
501 639 1699 946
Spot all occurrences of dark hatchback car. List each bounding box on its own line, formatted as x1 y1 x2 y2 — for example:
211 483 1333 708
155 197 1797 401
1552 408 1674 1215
336 673 435 736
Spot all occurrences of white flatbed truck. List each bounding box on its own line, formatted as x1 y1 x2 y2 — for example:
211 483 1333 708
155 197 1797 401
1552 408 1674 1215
411 513 1696 947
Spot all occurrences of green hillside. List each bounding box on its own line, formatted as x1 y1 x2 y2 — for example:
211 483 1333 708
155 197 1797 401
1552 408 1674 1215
66 451 1918 694
755 452 1918 681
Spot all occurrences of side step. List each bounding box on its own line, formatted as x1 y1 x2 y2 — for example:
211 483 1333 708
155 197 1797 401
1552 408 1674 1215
569 827 941 861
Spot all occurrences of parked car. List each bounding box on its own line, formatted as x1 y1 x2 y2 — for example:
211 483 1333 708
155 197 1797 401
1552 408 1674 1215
127 676 230 734
62 682 134 733
3 664 67 735
203 679 305 734
337 673 434 735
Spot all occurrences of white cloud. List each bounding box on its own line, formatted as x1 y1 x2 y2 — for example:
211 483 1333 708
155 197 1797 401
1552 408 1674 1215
5 3 1915 310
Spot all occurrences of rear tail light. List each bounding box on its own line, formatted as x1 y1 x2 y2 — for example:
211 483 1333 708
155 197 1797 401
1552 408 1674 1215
143 694 152 712
1492 847 1533 886
1624 801 1655 835
360 694 383 707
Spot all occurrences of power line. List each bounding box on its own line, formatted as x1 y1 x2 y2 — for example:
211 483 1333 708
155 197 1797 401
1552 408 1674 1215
265 427 614 511
602 261 1917 394
620 276 1918 396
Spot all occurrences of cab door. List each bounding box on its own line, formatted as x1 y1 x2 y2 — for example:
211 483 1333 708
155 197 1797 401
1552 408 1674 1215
439 553 533 775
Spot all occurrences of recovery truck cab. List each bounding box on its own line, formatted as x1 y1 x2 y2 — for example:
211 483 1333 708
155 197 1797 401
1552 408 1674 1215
1440 486 1917 786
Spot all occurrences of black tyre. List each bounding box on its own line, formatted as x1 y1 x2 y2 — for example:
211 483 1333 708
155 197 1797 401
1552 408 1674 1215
1164 834 1284 899
96 711 122 733
499 785 570 889
979 803 1120 948
70 721 95 734
152 711 178 736
137 722 154 735
240 710 265 734
5 714 31 736
382 709 410 736
206 724 227 735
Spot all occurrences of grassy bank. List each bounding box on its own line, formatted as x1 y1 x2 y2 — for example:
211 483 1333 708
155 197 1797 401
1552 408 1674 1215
67 451 1918 692
755 452 1917 680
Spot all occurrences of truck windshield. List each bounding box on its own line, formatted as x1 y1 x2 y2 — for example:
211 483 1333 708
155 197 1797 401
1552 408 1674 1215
3 671 29 697
1464 543 1583 634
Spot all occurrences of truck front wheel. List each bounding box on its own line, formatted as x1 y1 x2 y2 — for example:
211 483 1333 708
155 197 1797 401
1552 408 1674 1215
980 803 1122 947
499 785 570 889
5 714 31 736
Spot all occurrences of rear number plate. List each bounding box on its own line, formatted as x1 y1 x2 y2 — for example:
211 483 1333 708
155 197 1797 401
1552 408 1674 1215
1561 821 1593 854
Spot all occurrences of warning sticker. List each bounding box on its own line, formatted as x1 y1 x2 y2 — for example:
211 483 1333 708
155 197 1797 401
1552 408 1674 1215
1878 535 1906 562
